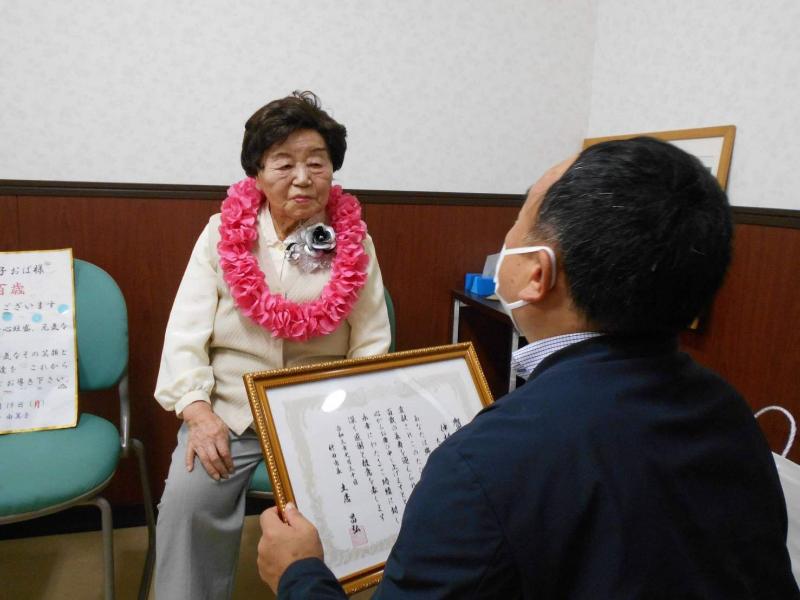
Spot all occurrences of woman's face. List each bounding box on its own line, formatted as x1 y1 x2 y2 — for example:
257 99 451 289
255 129 333 237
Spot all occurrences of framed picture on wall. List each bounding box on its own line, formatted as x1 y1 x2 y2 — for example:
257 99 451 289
244 342 494 595
583 125 736 190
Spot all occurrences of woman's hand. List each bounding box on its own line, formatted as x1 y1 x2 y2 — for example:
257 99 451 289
181 401 235 480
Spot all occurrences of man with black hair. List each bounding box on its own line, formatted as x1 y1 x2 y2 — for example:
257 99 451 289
258 138 799 598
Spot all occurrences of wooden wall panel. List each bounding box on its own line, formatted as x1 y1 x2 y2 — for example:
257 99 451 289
681 224 800 462
0 196 19 250
15 195 220 504
4 183 800 506
366 203 519 351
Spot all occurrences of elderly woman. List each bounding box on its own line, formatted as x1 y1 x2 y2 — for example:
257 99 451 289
154 91 391 599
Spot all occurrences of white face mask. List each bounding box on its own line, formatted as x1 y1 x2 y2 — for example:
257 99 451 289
493 244 557 335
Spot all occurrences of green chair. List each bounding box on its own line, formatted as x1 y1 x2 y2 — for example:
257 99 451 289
0 259 156 600
384 287 397 354
247 286 397 500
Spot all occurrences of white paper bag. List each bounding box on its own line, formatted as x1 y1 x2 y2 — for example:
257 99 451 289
755 405 799 585
773 451 800 584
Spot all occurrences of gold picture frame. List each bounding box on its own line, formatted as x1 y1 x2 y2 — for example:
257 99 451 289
244 342 494 595
583 125 736 190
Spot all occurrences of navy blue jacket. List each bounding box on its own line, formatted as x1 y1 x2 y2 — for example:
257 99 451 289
279 335 799 599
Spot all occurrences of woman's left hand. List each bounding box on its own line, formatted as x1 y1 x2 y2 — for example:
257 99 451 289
182 401 235 480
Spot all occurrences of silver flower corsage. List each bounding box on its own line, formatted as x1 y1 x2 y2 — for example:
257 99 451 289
284 223 337 273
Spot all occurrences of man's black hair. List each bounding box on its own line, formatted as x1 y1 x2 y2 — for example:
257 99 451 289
532 137 732 334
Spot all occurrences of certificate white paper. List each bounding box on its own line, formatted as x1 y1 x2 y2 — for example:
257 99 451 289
245 343 493 594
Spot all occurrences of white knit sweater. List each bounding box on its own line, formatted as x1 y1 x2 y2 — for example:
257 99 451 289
154 207 391 435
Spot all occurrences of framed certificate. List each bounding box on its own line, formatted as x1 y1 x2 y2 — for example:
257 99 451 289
244 342 494 595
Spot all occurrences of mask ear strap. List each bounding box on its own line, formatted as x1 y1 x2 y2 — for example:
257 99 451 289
504 298 528 310
540 247 557 289
503 246 558 289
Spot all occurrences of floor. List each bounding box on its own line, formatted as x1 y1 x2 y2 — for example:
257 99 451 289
0 515 375 599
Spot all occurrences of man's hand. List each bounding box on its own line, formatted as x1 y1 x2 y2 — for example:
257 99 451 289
181 400 234 480
258 503 324 593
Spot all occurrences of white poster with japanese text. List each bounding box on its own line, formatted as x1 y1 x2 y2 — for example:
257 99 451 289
0 249 78 434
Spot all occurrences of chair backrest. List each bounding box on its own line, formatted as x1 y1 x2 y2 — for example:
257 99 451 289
73 259 128 391
383 287 396 353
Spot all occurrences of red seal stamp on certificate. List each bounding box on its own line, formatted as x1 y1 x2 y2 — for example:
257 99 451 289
349 525 368 548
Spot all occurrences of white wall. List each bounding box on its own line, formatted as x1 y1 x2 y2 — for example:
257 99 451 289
587 0 800 209
0 0 597 194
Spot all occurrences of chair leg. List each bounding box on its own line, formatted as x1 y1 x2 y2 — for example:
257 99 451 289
88 496 116 600
131 438 156 600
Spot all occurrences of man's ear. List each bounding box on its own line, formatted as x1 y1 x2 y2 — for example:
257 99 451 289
518 251 554 303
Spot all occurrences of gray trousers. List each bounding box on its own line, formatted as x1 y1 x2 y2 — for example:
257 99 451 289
155 422 264 600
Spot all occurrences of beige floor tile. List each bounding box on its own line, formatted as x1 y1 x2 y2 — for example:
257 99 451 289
0 515 374 599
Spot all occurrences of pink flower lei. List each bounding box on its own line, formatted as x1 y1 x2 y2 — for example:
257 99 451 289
217 177 369 341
